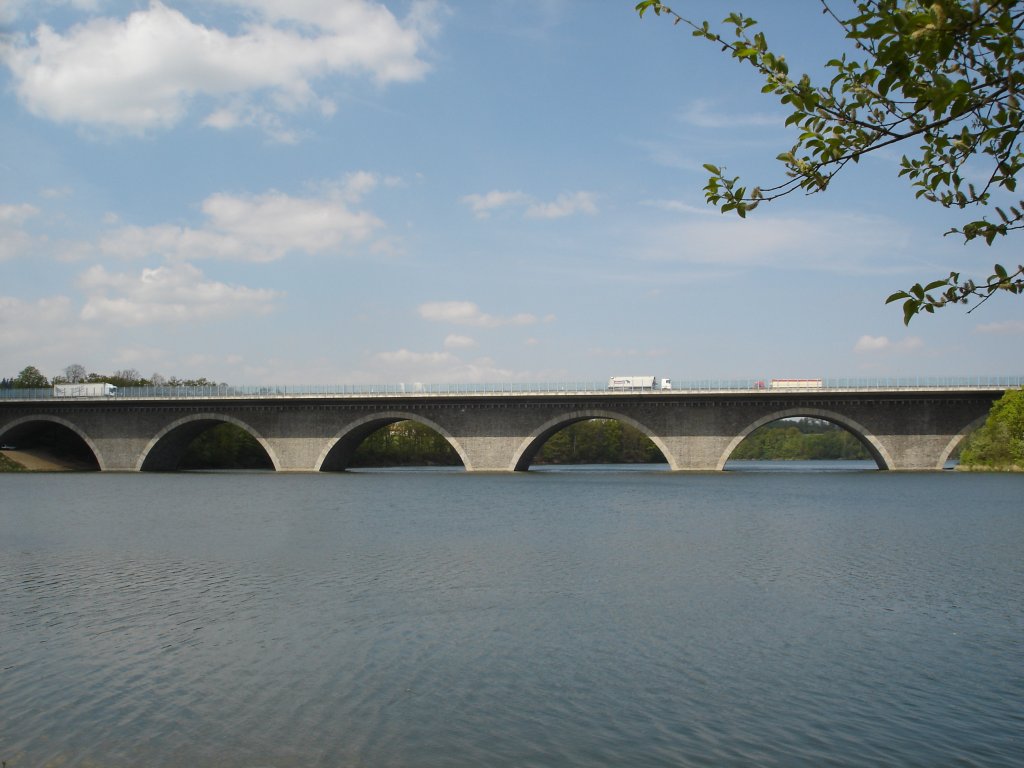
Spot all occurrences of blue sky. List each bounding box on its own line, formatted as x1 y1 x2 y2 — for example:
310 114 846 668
1 0 1021 386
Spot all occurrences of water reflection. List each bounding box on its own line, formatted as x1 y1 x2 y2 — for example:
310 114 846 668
726 459 879 472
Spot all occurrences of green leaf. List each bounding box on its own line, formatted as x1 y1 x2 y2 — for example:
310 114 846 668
635 1 661 18
902 299 919 326
636 0 1024 316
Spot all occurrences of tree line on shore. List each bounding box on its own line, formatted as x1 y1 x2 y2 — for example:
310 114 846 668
730 419 870 461
177 417 872 468
149 419 669 469
2 364 221 390
959 389 1024 470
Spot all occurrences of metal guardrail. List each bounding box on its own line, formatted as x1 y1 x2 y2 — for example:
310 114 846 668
0 377 1022 401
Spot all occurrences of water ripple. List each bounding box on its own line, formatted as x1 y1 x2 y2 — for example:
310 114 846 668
1 470 1021 767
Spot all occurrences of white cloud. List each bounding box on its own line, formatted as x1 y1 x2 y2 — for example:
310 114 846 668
0 294 112 383
525 191 597 220
202 102 301 144
374 349 457 365
217 0 442 44
974 320 1024 334
631 138 702 172
853 335 890 352
640 212 915 275
0 295 74 346
461 190 529 219
366 348 525 384
202 190 379 252
0 203 40 261
0 2 25 23
462 189 597 220
99 186 382 262
678 99 780 129
336 170 382 202
443 334 476 349
54 240 94 263
588 345 673 359
854 335 924 353
111 345 171 368
78 262 280 325
1 0 438 135
642 199 714 216
0 203 40 223
40 186 73 199
418 301 537 328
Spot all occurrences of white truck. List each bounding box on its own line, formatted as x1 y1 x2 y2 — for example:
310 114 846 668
769 379 823 389
607 376 672 390
53 383 117 397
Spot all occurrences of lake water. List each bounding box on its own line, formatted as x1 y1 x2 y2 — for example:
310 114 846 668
1 465 1022 767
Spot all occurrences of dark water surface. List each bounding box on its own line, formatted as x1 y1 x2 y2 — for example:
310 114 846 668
1 466 1022 767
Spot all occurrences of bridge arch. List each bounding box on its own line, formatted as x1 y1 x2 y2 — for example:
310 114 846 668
137 413 280 471
936 413 988 469
316 412 469 471
511 409 673 471
0 414 104 469
718 407 894 470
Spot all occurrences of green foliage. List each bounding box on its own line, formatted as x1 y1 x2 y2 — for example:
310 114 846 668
47 363 225 388
351 421 462 467
636 0 1024 320
160 376 225 387
959 388 1024 468
178 423 274 470
13 365 49 388
0 452 27 472
350 419 665 467
534 419 665 464
731 418 871 460
98 369 146 387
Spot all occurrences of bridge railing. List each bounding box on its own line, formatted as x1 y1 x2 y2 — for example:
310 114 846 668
1 376 1022 400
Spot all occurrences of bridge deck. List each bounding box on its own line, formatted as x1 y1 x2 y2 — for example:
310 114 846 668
1 378 1020 402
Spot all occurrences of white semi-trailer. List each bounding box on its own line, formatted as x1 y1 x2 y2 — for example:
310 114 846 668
53 383 117 397
608 376 672 390
769 379 823 389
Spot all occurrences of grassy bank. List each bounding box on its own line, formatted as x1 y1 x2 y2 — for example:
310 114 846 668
0 452 27 472
955 463 1023 472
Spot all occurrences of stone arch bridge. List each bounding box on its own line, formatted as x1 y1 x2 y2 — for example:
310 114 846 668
0 383 1010 472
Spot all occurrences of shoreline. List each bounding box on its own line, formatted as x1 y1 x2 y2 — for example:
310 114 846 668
0 449 92 472
955 463 1024 473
